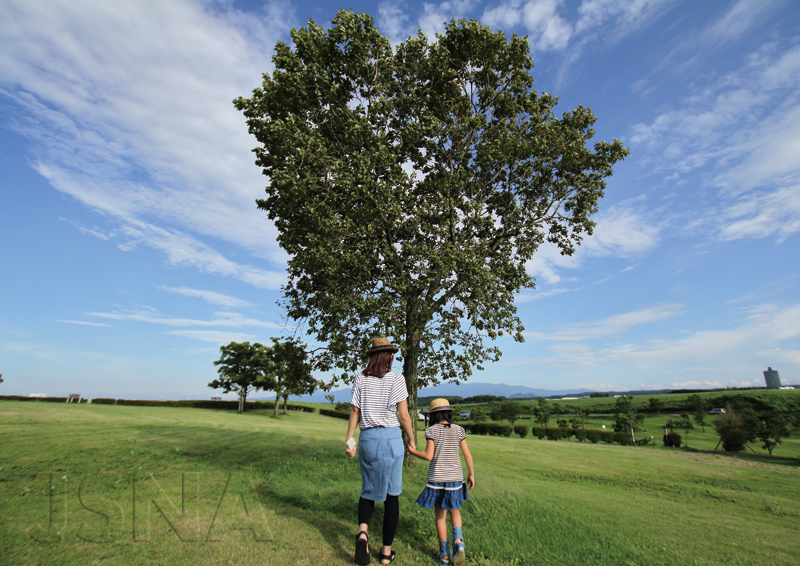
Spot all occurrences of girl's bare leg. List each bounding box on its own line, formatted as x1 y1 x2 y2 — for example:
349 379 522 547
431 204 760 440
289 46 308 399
435 505 448 542
448 509 462 542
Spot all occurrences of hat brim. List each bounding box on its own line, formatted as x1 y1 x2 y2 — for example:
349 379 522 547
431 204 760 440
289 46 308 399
367 344 399 354
428 405 451 412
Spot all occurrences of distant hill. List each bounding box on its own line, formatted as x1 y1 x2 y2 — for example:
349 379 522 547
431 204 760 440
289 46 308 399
287 382 598 404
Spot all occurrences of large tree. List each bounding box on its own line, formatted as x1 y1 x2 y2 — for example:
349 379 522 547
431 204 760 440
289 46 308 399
234 11 628 443
266 337 318 416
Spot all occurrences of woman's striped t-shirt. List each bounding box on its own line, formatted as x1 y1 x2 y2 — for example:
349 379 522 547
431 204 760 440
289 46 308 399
425 423 466 483
350 371 409 429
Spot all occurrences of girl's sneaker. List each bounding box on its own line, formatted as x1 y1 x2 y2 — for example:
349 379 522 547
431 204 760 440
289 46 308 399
452 526 465 565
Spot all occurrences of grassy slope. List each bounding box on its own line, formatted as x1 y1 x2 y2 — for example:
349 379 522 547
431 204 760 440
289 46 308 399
0 401 798 566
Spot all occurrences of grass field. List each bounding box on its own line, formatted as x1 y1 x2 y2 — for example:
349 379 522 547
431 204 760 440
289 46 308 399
1 401 798 565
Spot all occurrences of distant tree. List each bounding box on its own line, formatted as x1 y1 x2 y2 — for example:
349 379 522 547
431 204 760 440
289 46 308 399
325 394 335 404
590 392 611 398
687 394 709 432
667 413 694 441
648 397 663 415
209 342 273 412
713 406 756 452
533 397 552 429
265 338 317 417
569 408 587 429
451 404 462 422
335 401 351 413
613 395 645 435
755 409 792 456
491 400 523 427
557 418 570 430
463 395 507 404
470 406 487 423
551 403 562 420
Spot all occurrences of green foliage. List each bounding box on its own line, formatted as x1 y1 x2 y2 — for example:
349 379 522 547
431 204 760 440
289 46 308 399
319 408 351 420
469 406 487 422
209 341 272 412
462 395 506 404
590 392 611 398
334 401 351 413
234 10 628 440
514 425 529 438
714 405 756 452
462 422 512 436
490 399 523 426
613 395 644 433
533 397 552 429
754 409 792 456
324 394 335 404
664 431 682 448
648 397 664 414
264 337 318 416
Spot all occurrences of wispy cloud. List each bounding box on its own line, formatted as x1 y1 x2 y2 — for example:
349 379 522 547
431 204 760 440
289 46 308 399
53 320 112 327
158 286 252 308
526 203 662 284
526 303 684 341
87 309 285 329
0 0 293 287
164 330 256 344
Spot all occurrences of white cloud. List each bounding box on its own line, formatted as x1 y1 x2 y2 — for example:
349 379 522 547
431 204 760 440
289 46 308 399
483 0 572 51
378 2 412 42
165 330 255 344
526 203 661 284
576 0 670 35
88 309 285 329
53 320 113 327
526 303 684 341
418 0 476 38
0 0 293 285
630 40 800 243
158 286 252 308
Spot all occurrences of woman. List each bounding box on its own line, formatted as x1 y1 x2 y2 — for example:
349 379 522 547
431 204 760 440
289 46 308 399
345 337 417 565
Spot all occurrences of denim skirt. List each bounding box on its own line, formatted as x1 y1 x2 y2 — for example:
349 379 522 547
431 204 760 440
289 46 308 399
416 481 469 510
358 426 404 502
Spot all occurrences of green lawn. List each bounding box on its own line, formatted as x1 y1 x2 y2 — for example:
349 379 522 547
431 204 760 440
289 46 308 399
1 401 798 565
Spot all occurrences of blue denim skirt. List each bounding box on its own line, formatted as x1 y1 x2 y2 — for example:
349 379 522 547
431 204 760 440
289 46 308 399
358 426 404 502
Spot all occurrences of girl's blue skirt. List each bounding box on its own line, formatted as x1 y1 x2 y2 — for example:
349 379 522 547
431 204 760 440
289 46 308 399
416 481 469 510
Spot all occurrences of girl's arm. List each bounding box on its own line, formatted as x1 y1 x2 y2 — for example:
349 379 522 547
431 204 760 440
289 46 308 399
460 439 475 489
408 439 435 461
345 405 360 459
396 399 417 452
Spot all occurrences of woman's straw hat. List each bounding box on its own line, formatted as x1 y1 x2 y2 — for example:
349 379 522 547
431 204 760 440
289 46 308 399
428 398 451 413
367 337 400 354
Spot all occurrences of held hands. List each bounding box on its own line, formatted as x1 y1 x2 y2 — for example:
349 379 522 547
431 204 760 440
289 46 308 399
466 474 475 489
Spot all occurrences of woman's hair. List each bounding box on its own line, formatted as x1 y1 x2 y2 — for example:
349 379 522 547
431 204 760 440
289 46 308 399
363 350 394 378
429 410 452 426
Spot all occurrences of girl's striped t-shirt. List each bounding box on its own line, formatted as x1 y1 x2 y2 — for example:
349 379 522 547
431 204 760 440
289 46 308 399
350 371 409 429
425 423 466 483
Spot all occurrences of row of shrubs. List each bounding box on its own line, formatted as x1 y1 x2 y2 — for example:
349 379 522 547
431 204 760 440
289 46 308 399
67 398 316 412
319 408 351 420
459 422 661 446
0 395 77 403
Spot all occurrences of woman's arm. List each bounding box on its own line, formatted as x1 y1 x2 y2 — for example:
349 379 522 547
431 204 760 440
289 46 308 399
396 400 417 452
345 405 360 458
460 439 475 489
408 439 435 461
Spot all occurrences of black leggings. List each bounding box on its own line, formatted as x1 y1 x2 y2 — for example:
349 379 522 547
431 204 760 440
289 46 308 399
358 495 399 546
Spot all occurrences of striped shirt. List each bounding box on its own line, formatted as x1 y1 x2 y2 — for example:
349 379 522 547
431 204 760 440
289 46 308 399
425 423 466 483
351 371 409 429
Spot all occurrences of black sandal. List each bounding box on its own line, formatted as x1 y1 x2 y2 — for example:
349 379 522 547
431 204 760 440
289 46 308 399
378 550 396 565
355 531 370 565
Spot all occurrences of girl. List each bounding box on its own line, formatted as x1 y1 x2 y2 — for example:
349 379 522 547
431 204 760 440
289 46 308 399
408 398 475 565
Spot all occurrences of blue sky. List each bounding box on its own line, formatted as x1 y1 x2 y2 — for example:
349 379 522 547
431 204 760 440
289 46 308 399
1 0 799 399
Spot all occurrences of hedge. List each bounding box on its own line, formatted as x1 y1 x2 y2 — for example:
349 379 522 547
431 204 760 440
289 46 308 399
462 423 512 437
319 408 351 420
83 398 316 412
514 425 529 438
91 398 117 404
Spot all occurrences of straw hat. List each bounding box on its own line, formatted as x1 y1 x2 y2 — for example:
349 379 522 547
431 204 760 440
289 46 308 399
367 337 400 354
428 398 451 413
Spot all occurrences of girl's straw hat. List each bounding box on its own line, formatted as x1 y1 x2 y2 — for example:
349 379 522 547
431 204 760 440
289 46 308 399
428 398 451 413
367 337 400 354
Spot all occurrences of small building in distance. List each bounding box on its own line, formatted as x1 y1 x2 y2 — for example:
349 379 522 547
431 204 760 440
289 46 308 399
764 367 781 389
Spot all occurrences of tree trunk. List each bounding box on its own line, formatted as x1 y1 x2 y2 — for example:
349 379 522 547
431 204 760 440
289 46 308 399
238 389 246 413
282 395 288 415
402 325 422 466
273 393 279 417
